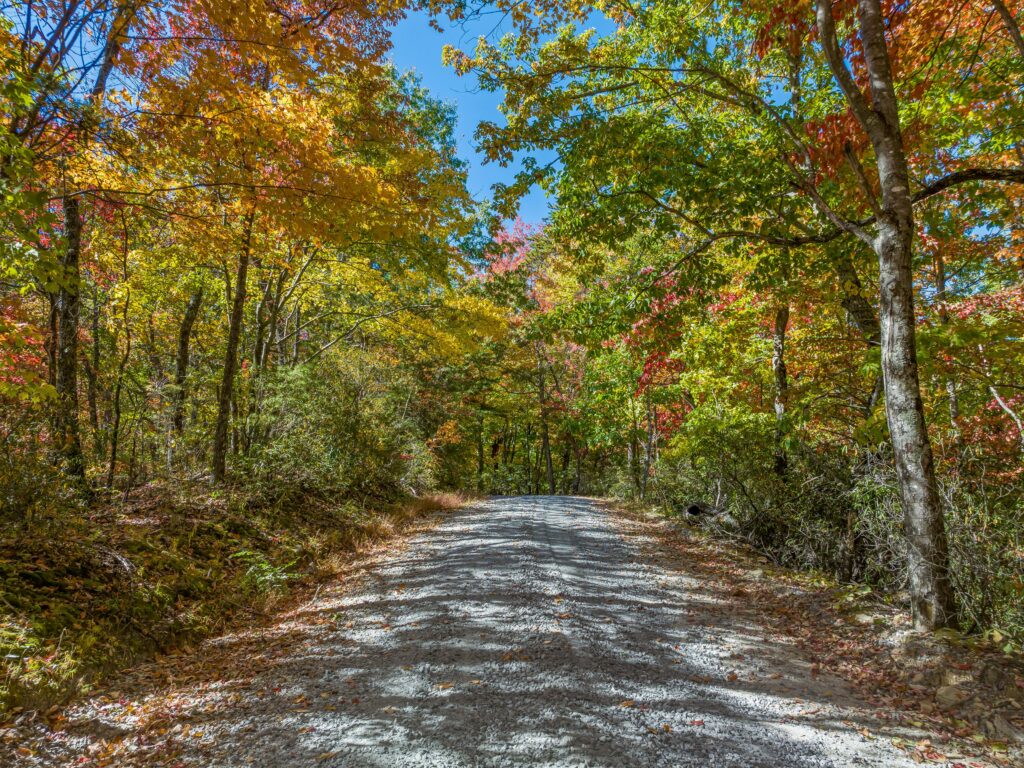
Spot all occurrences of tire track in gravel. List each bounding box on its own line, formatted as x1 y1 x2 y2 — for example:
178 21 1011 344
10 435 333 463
27 496 926 767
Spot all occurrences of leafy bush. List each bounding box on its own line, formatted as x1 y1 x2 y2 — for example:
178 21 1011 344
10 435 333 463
229 549 296 594
0 410 84 526
649 407 1024 639
241 352 436 499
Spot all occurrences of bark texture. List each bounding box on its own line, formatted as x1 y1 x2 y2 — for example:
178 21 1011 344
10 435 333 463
54 195 86 481
816 0 956 628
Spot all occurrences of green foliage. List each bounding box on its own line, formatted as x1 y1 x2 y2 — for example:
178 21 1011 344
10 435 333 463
229 550 296 594
242 351 436 499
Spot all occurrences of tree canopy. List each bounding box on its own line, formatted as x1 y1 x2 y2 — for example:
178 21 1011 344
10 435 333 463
2 0 1024 674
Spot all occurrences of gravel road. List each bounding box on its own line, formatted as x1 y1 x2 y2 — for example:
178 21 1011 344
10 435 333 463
34 496 925 766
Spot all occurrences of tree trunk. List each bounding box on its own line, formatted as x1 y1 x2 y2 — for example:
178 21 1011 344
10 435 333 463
641 389 655 498
523 422 532 494
628 399 642 496
173 289 203 434
49 3 137 484
212 212 255 483
876 223 955 627
85 284 102 454
772 303 789 475
54 195 86 481
538 358 555 495
506 424 516 467
559 442 572 494
107 292 131 488
476 413 485 492
817 0 956 628
46 293 58 387
261 269 287 368
252 272 271 369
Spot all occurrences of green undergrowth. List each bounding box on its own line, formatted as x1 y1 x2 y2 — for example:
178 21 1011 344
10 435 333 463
0 483 468 716
626 497 1022 653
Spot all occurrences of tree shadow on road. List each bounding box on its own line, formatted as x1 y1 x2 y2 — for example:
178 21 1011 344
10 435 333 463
47 497 919 767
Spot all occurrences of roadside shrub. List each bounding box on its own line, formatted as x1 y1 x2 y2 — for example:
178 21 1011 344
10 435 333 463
241 352 435 499
0 408 85 527
648 406 1024 640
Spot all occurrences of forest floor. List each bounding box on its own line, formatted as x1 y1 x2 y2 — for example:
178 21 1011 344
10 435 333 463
5 495 1019 767
0 485 469 721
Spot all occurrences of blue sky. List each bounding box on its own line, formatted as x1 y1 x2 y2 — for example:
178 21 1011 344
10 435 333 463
388 10 552 224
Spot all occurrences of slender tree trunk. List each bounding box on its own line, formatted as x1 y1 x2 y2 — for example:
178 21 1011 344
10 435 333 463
50 3 137 483
628 399 642 496
173 289 203 434
817 0 955 628
532 427 543 495
85 284 101 454
559 442 572 494
125 426 138 499
772 303 790 475
145 313 164 381
506 424 516 467
523 422 532 494
252 272 270 369
537 357 555 495
54 195 86 481
541 426 554 495
476 413 485 492
46 293 58 387
107 293 131 488
641 389 655 498
247 269 286 448
212 211 255 482
261 270 286 368
835 252 881 345
491 427 505 471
